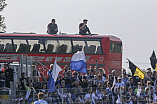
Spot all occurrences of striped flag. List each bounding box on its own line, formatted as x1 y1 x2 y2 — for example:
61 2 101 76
150 51 157 71
127 59 145 79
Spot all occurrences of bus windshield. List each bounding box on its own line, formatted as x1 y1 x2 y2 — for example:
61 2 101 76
110 41 122 53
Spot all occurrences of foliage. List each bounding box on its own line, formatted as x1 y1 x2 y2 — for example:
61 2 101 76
0 0 7 33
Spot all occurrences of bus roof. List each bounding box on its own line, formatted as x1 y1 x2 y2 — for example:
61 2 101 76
0 33 121 41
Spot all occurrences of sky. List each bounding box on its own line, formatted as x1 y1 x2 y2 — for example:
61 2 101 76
1 0 157 71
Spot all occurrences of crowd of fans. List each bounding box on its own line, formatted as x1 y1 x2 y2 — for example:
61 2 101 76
1 63 157 104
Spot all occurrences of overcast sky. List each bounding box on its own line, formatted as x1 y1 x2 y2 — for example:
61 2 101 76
2 0 157 71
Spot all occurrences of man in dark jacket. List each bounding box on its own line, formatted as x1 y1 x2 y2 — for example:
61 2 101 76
79 19 91 35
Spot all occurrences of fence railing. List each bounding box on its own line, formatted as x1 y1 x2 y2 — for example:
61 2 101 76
1 86 157 104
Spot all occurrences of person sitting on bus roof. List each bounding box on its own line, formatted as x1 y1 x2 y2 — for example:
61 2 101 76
79 19 91 35
47 19 58 35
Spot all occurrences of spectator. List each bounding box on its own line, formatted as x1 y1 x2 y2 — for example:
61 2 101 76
5 63 14 88
136 86 146 104
41 76 48 87
46 92 53 104
71 88 77 102
126 77 135 91
15 92 25 104
77 86 85 102
62 72 71 88
20 72 27 90
72 71 79 82
81 76 88 91
90 69 95 78
47 19 58 35
121 86 127 95
57 88 73 104
78 72 83 82
145 81 154 90
32 65 41 78
143 70 153 86
64 65 70 72
24 80 36 103
108 74 114 85
47 64 53 79
86 69 91 79
121 73 129 86
39 84 47 98
71 79 80 88
115 77 125 87
56 74 62 87
17 84 23 96
33 76 41 90
125 87 137 104
51 91 61 104
152 71 157 86
60 80 66 88
0 72 6 88
84 88 98 104
133 76 141 86
33 92 48 104
119 68 131 78
99 68 106 82
111 70 117 81
67 70 72 88
145 87 154 103
26 77 32 86
106 82 112 94
79 19 91 35
67 70 72 78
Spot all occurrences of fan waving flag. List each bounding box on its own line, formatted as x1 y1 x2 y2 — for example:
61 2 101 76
70 51 87 73
47 58 62 93
127 59 145 79
150 51 157 71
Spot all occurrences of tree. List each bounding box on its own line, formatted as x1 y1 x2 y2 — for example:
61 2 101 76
0 0 7 33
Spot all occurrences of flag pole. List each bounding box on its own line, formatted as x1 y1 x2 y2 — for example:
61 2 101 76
96 60 98 76
145 75 154 84
120 68 123 104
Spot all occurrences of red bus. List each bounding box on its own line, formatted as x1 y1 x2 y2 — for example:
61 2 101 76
0 33 122 76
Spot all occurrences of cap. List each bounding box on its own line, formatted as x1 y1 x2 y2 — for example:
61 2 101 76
83 19 88 21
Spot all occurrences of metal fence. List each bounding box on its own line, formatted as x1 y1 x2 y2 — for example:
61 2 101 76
1 86 157 104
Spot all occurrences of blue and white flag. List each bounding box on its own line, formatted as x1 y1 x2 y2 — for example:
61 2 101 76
70 51 87 73
47 58 62 93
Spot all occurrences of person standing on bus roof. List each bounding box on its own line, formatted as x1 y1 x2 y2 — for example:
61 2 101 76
79 19 91 35
47 19 58 35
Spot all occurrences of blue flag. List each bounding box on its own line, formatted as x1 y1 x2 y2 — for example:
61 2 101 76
70 51 87 73
47 58 62 93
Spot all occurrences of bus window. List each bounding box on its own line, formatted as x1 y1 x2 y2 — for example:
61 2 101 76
110 41 122 53
86 41 102 54
57 40 72 53
72 40 102 54
13 39 27 52
44 39 72 53
0 39 13 52
72 40 85 53
28 39 44 53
